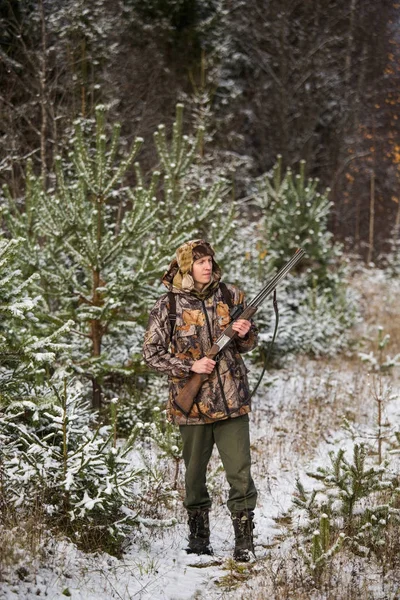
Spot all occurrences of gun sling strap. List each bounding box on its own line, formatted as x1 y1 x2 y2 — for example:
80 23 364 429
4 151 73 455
167 283 279 398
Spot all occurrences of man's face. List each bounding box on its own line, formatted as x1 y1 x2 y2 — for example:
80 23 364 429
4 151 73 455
192 255 213 286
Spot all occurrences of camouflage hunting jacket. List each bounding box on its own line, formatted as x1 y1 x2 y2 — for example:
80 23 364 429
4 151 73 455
142 284 258 425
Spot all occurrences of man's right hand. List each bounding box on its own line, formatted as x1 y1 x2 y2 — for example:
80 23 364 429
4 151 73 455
190 357 216 374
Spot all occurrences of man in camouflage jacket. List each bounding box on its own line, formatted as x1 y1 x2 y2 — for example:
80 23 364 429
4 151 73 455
143 239 258 561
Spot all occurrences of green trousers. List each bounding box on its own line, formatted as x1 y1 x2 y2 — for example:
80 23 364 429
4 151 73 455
179 414 257 514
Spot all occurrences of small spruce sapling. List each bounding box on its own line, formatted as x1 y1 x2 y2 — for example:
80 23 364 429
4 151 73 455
298 513 345 581
147 406 183 489
308 444 383 529
359 326 400 372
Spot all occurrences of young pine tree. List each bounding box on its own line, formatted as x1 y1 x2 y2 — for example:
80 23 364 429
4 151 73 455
255 156 341 286
2 104 234 408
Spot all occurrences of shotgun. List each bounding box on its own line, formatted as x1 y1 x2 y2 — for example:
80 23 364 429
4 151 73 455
173 248 306 416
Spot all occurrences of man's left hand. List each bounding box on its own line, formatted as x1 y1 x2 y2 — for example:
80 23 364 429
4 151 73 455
231 319 251 338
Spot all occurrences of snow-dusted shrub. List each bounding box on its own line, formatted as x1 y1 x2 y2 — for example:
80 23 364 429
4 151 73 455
301 444 388 523
134 447 181 521
256 272 358 358
113 369 167 436
0 380 143 551
292 441 400 566
115 367 181 455
358 326 400 372
0 235 72 403
220 221 358 361
116 375 183 499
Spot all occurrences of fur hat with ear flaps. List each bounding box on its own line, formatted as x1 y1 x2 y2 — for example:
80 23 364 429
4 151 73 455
162 239 221 296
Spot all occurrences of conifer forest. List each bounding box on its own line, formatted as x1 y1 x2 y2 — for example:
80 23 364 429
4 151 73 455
1 1 400 599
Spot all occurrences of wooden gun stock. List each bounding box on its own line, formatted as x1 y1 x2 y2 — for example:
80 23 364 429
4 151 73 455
173 343 220 417
173 307 258 416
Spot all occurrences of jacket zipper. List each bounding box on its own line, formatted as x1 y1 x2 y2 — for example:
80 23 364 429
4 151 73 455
201 299 231 417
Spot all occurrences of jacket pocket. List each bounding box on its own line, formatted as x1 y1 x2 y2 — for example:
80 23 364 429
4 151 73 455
173 324 197 354
175 324 196 337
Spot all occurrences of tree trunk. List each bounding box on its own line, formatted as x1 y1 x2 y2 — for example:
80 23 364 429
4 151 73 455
39 0 48 183
278 12 289 158
91 267 103 410
91 376 102 411
81 38 87 117
345 0 357 98
367 170 375 264
395 195 400 229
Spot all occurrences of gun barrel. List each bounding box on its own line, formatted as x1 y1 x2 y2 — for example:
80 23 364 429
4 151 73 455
249 248 305 308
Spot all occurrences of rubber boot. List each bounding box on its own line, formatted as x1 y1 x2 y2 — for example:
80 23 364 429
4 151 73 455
186 509 213 555
232 510 255 562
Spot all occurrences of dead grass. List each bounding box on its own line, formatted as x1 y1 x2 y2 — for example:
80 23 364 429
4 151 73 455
0 506 47 583
228 551 398 600
349 268 400 359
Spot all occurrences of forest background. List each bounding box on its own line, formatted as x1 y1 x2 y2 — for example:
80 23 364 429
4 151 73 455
1 1 400 598
1 0 400 253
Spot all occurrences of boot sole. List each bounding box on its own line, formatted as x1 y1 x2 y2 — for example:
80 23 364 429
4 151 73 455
185 547 214 556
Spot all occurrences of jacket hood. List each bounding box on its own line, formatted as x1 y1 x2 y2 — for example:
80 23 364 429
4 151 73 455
162 239 221 297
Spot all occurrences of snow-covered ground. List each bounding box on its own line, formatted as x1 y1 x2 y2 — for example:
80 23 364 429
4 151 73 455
2 270 400 600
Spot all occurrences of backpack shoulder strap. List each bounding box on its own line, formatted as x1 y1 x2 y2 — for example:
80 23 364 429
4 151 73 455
167 292 177 343
219 282 234 309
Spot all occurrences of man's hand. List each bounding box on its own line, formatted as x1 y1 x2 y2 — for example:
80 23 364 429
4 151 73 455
190 357 216 374
231 319 251 338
